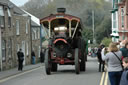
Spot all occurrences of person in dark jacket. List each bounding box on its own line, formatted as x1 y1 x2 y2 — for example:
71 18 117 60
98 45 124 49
31 51 36 64
17 49 24 71
120 57 128 85
120 42 128 59
97 45 105 72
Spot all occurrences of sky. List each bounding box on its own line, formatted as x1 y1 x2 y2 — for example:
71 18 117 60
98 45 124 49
10 0 29 6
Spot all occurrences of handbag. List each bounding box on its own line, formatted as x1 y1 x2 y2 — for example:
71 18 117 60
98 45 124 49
112 52 124 70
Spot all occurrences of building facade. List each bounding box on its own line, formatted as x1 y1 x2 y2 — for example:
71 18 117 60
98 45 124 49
118 0 128 40
111 0 119 42
31 21 41 62
111 0 128 42
23 10 41 63
0 0 37 71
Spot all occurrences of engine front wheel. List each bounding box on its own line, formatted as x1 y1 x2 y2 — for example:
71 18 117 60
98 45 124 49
75 48 80 74
45 49 51 75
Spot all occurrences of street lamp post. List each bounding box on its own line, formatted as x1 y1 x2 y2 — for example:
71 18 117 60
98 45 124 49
92 10 96 44
0 27 2 71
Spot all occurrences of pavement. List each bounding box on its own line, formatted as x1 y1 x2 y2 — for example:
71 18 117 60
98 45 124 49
0 63 44 80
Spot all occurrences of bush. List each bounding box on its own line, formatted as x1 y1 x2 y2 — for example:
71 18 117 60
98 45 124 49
101 37 112 47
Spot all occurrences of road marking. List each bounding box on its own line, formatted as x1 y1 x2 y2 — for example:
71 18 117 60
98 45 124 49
100 72 105 85
104 72 108 85
99 71 109 85
0 66 42 83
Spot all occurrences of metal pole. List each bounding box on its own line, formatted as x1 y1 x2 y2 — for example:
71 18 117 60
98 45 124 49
0 28 2 71
92 10 95 44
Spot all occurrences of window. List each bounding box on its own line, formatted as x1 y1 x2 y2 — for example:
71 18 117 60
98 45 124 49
16 20 20 35
33 28 37 40
38 28 40 39
26 42 28 55
121 8 124 28
8 8 11 28
0 6 5 28
118 0 121 3
26 20 28 34
38 46 40 57
35 29 37 39
17 44 19 52
2 40 6 61
8 39 12 58
114 0 118 9
32 29 35 40
113 13 117 28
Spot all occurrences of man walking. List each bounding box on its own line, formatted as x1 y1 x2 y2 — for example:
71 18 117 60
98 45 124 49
17 49 24 71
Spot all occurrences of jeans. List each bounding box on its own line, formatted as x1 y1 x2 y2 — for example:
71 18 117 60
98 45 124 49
108 71 122 85
32 56 35 64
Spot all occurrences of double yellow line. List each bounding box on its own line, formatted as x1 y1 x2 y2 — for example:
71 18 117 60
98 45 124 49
100 72 108 85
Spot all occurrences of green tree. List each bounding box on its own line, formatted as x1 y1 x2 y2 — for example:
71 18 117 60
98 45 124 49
82 28 93 43
101 37 112 47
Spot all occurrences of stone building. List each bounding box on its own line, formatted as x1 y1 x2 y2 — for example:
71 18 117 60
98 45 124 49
23 10 41 63
0 0 36 70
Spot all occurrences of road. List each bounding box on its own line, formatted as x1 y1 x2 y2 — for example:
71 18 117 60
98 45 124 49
0 57 109 85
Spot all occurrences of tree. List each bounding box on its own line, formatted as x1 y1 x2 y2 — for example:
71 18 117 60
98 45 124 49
82 28 93 43
101 37 112 47
22 0 112 44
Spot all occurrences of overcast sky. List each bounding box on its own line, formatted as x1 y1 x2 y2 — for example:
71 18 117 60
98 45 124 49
10 0 29 6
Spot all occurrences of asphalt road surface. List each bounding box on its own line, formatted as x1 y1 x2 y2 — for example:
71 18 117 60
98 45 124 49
0 57 109 85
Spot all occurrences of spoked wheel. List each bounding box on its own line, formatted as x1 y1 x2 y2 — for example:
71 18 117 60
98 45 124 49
45 49 51 75
75 48 80 74
51 63 58 72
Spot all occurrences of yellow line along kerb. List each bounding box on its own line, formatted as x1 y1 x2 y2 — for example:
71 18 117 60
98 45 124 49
100 72 105 85
104 72 108 85
0 66 42 83
100 72 108 85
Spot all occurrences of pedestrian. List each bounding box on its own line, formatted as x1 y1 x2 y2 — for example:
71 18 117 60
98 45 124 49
40 49 44 63
97 45 105 72
31 51 36 64
17 49 24 71
120 57 128 85
120 42 128 59
101 42 123 85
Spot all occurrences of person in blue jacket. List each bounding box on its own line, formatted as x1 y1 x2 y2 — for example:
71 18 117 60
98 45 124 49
120 57 128 85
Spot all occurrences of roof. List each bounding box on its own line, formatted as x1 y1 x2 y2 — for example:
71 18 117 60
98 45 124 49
31 20 40 27
22 9 40 26
40 13 81 23
0 0 25 15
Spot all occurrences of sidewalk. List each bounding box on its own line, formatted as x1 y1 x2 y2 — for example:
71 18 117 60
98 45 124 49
0 63 44 80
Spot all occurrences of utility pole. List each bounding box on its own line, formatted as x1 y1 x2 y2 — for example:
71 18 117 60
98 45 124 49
0 28 2 71
92 10 96 44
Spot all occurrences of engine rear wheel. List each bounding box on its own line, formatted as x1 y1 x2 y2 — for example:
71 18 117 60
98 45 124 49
45 49 51 75
75 48 80 74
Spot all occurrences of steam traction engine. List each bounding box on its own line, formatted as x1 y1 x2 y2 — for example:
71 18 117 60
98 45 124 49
40 8 87 75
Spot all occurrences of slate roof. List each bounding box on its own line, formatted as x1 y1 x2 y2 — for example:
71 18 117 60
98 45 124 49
0 0 25 15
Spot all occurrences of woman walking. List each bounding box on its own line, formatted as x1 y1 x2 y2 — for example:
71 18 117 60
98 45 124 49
101 42 123 85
